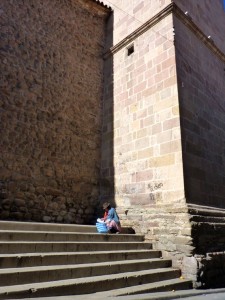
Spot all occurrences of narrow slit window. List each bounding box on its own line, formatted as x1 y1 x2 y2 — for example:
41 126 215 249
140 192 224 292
127 44 134 56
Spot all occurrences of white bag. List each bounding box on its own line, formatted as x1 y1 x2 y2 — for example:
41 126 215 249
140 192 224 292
96 222 108 233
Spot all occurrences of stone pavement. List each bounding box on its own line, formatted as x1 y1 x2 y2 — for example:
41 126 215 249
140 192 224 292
183 293 225 300
14 288 225 300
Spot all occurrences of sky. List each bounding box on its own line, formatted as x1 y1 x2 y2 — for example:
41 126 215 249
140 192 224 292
224 0 225 9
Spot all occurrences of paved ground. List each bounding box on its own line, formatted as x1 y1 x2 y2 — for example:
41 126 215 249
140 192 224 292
183 293 225 300
14 288 225 300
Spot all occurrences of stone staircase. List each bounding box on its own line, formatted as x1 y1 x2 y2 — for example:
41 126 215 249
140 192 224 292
0 221 192 299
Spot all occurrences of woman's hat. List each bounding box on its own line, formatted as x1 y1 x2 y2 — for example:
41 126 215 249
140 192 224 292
102 202 110 209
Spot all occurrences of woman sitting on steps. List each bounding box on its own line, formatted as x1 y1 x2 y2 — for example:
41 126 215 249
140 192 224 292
102 202 121 234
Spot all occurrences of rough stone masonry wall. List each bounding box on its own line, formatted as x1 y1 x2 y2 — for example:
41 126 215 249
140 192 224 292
0 0 109 223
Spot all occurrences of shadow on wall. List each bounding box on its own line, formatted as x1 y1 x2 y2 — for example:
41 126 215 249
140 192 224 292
96 10 115 219
0 0 112 225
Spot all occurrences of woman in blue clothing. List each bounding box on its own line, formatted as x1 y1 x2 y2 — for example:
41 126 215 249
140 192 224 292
102 202 121 233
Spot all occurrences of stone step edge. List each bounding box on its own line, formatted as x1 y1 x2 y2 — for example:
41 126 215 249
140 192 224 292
0 221 134 234
0 258 170 274
0 241 152 254
89 278 192 297
0 230 144 238
27 288 225 300
0 250 161 268
0 249 159 258
0 241 150 245
0 268 180 294
0 221 96 232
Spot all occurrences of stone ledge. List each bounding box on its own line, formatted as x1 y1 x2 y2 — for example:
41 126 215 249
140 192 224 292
188 203 225 218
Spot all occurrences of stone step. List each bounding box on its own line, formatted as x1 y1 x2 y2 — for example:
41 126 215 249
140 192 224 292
0 221 97 233
0 268 181 299
89 278 193 297
0 258 172 286
0 221 193 297
0 241 152 254
190 215 225 224
0 249 161 268
0 221 134 234
0 230 144 242
192 222 225 230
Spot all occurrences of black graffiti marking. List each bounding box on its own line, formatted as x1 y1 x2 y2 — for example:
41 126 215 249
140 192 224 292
148 182 163 192
149 193 155 201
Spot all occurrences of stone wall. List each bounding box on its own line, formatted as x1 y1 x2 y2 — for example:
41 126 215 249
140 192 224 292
118 204 193 270
0 0 110 223
182 205 225 287
112 14 184 208
103 0 171 45
102 0 185 206
174 0 225 53
174 12 225 208
173 1 225 287
102 0 225 287
101 0 176 208
102 0 193 276
195 252 225 288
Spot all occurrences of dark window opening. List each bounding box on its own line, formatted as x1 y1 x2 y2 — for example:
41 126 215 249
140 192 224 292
127 44 134 56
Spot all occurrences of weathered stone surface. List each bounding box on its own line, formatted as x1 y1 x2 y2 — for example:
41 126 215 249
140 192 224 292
194 253 225 288
102 0 225 288
43 216 52 223
174 7 225 208
102 1 185 211
182 256 198 281
0 0 110 223
1 0 225 290
14 199 26 207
